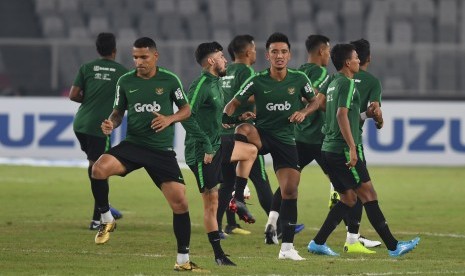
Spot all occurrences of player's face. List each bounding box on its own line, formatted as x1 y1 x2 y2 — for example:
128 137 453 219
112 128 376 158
266 42 291 70
133 47 158 77
210 51 227 77
346 50 360 73
321 43 331 67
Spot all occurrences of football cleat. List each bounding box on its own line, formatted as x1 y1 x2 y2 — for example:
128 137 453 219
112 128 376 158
328 191 340 209
89 220 100 230
359 235 382 248
174 261 209 272
343 241 376 254
110 207 123 220
295 224 305 234
219 230 228 240
229 198 255 223
224 224 251 235
215 254 236 266
308 240 339 256
264 224 279 245
388 237 420 257
95 220 116 244
278 247 306 261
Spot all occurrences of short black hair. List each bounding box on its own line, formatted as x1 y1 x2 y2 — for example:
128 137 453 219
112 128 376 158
133 37 157 49
350 38 370 66
331 44 356 71
96 32 116 56
195 41 223 65
228 34 254 60
227 42 235 61
265 32 290 50
305 34 330 53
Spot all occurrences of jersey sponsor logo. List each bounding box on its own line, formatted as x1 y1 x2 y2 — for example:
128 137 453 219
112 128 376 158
266 101 291 111
94 73 111 81
129 89 139 93
239 81 254 96
288 87 295 95
327 86 335 93
174 88 184 100
134 101 161 112
155 88 164 95
354 79 361 83
304 83 313 94
93 66 116 72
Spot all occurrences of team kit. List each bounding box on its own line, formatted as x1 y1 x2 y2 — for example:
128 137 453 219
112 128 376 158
71 32 419 272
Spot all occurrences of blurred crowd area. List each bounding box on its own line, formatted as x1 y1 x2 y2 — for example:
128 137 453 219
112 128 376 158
0 0 464 98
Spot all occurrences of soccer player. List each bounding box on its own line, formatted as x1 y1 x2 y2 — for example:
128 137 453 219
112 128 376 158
224 32 319 260
183 41 258 266
91 37 204 272
307 43 420 257
266 35 381 251
217 35 273 237
69 32 126 230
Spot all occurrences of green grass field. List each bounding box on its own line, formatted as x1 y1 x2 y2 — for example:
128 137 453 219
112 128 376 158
1 165 464 275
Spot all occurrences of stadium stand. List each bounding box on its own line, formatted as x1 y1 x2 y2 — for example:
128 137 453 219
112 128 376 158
0 0 464 97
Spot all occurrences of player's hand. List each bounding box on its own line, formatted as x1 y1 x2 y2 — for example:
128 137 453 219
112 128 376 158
222 123 235 129
346 147 358 169
289 111 306 123
239 111 256 121
204 153 213 164
151 112 172 132
101 119 114 135
375 118 384 129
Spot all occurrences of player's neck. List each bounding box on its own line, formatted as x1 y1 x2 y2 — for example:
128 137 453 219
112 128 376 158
269 67 287 81
307 55 322 66
360 64 368 71
339 67 354 79
234 57 252 66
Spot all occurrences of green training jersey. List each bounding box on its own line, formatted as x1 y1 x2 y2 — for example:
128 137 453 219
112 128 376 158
234 68 315 145
354 69 382 142
184 71 224 165
114 67 187 152
72 58 128 137
219 63 255 135
295 63 330 145
322 72 361 153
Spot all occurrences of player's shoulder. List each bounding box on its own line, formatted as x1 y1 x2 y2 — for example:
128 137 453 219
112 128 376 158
157 66 181 80
118 69 136 81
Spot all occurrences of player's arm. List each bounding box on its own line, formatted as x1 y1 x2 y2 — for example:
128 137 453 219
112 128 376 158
316 92 326 111
223 77 256 123
151 104 191 133
289 80 319 123
102 109 124 135
69 86 84 103
337 107 357 168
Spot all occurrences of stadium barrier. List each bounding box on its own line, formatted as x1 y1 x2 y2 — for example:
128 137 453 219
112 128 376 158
0 97 463 166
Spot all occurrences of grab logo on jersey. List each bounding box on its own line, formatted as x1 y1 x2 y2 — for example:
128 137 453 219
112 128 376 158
266 101 291 111
134 101 161 112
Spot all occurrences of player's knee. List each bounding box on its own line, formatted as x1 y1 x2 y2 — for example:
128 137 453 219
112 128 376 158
172 199 189 213
91 162 107 179
235 123 253 136
247 144 258 159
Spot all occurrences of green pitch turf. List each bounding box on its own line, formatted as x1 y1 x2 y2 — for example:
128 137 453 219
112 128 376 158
0 165 464 275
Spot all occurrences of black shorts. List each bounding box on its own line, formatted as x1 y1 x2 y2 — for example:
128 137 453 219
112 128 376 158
257 129 299 172
322 145 370 193
296 141 329 174
106 141 185 188
189 145 225 193
75 132 111 162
